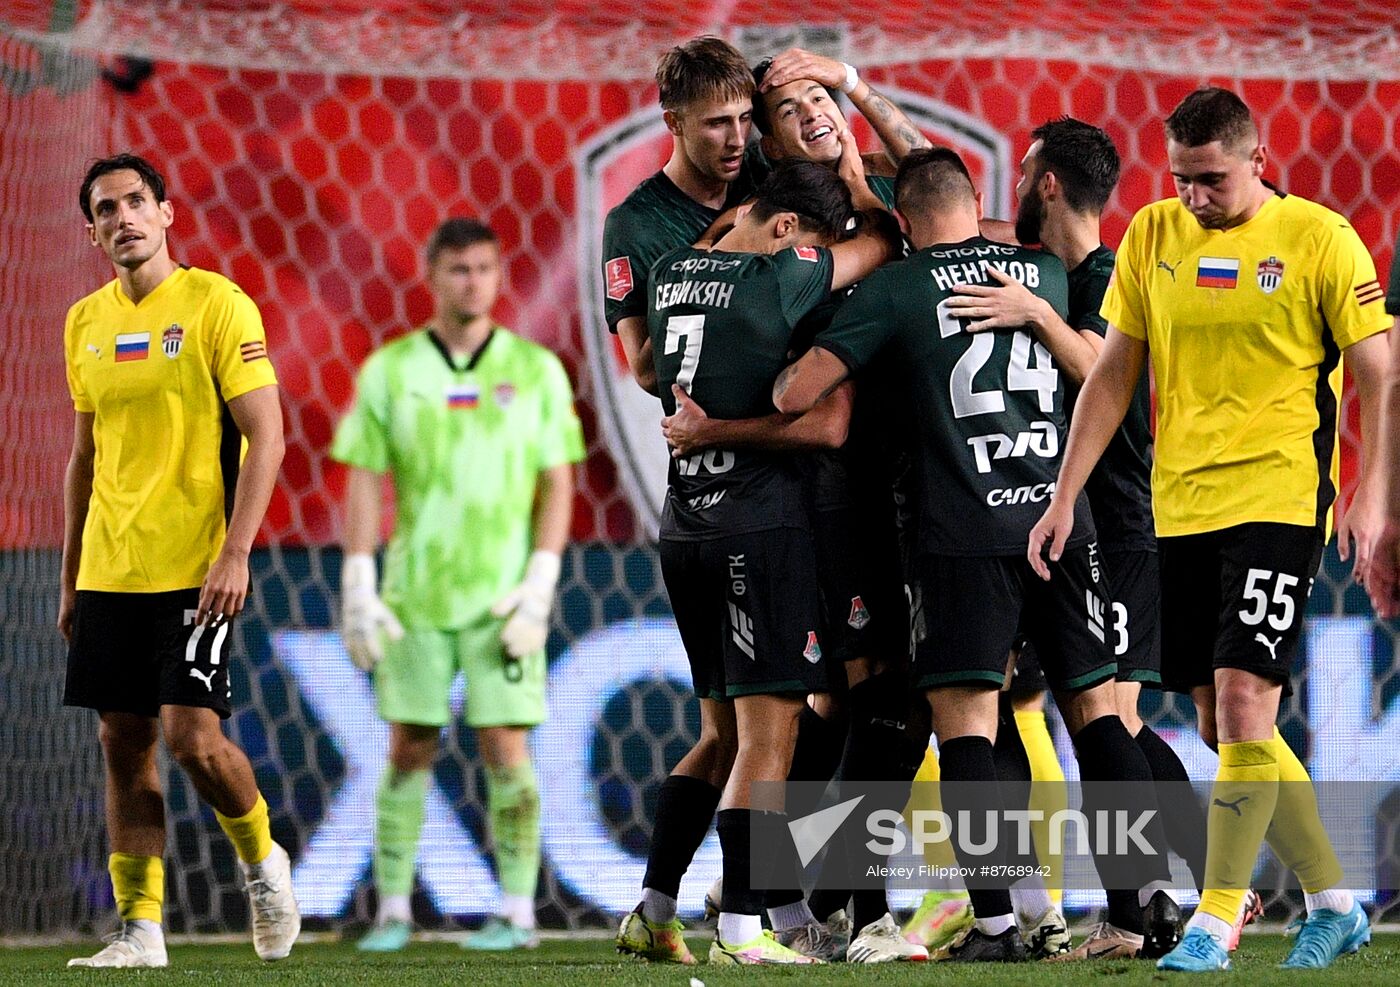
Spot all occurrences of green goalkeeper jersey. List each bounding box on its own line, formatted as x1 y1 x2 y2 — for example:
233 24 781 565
331 327 585 628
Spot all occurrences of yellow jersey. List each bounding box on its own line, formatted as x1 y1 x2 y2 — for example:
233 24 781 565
64 266 278 592
1102 192 1390 538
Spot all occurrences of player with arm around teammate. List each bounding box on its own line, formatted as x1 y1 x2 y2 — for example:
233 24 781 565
949 118 1224 959
602 36 766 396
774 147 1183 963
618 161 896 966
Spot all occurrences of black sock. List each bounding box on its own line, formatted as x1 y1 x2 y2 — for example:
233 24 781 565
1106 889 1144 934
643 774 721 899
843 671 924 929
938 735 1014 921
762 707 846 910
762 833 805 911
992 694 1043 877
717 808 767 916
1071 715 1173 916
808 886 850 922
789 706 847 791
1136 723 1206 891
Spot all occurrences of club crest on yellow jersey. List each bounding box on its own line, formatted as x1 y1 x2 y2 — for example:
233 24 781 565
162 323 184 358
1256 256 1285 294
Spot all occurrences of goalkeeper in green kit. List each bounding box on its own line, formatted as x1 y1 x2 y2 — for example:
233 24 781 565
330 218 585 951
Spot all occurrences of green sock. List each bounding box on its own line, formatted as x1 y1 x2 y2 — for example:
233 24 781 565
486 760 540 899
375 767 429 898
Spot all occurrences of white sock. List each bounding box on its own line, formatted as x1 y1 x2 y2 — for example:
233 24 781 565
1304 888 1355 915
1010 876 1054 927
975 913 1016 937
378 894 411 925
718 912 763 945
1187 911 1232 942
767 899 815 932
640 888 677 924
127 919 163 942
501 893 536 930
1138 880 1178 909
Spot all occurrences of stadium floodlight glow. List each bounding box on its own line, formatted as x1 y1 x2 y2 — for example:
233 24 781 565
272 618 1394 917
1307 616 1397 904
271 631 501 916
535 618 723 915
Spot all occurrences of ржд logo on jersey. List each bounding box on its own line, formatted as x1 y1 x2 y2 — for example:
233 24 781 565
967 422 1057 475
605 257 633 301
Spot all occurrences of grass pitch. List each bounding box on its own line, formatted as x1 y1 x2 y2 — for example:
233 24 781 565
3 933 1396 985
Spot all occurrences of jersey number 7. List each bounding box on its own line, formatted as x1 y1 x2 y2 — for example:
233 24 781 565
664 314 705 391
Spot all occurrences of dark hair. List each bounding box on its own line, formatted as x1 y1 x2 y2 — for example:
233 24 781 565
748 160 853 240
655 36 754 113
79 153 167 222
1164 87 1258 153
1028 117 1120 215
894 146 976 218
426 218 498 267
749 57 839 137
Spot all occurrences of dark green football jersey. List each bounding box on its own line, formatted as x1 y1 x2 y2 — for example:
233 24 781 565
866 174 897 209
647 244 835 540
1070 244 1154 552
601 147 768 334
816 236 1095 557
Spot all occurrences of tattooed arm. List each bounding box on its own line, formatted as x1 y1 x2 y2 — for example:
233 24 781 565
760 48 930 167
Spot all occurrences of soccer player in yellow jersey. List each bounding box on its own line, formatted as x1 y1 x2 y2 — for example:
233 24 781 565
60 154 297 968
1029 89 1390 972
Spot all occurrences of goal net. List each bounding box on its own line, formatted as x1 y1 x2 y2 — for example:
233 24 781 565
1 0 1397 937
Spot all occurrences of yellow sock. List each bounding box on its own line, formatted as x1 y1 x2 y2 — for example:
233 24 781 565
109 853 164 924
903 746 959 870
1199 739 1279 923
1015 710 1066 907
215 793 273 865
1267 728 1344 893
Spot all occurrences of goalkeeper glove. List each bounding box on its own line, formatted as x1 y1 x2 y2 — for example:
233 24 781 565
491 550 562 660
341 552 404 672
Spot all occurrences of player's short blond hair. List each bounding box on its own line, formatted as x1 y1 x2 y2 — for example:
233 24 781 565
655 36 754 113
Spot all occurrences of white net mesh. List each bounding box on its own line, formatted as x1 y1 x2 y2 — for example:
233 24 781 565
1 0 1397 937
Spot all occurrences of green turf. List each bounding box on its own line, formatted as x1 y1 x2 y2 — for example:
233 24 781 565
3 934 1395 985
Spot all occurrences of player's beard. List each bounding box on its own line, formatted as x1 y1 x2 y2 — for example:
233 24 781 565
1014 186 1043 245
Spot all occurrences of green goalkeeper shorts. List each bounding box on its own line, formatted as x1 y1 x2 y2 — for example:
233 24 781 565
374 612 546 728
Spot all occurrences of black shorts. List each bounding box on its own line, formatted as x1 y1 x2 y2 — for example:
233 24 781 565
1103 548 1161 686
811 505 909 667
1011 547 1161 694
911 542 1115 693
659 528 828 700
1158 522 1322 697
65 589 234 719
